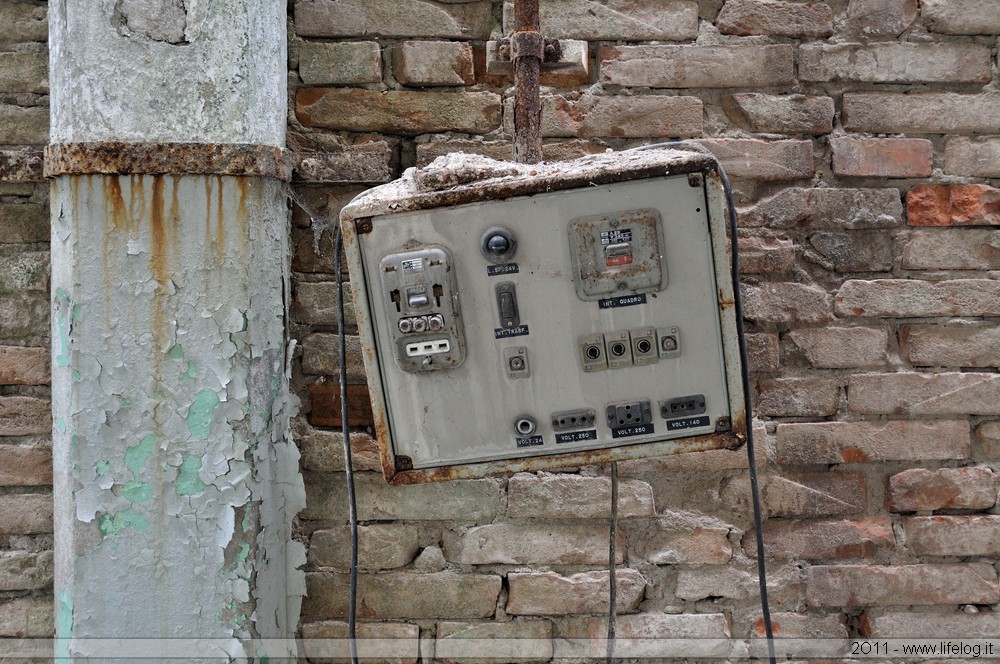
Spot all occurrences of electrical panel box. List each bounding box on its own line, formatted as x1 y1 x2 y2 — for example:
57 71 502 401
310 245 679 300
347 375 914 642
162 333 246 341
340 148 746 484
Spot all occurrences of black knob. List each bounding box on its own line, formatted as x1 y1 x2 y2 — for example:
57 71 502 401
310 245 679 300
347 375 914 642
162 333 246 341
480 226 517 263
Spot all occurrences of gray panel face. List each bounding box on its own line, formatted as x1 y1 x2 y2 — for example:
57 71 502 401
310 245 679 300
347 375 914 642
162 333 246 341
357 175 732 469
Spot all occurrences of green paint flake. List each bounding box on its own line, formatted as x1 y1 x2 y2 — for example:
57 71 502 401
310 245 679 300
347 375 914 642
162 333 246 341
123 480 152 504
187 389 220 439
56 418 67 434
235 541 250 563
179 361 197 381
175 455 206 496
96 460 110 476
119 397 132 409
72 369 81 382
97 508 149 537
56 592 72 662
167 344 184 359
124 434 158 479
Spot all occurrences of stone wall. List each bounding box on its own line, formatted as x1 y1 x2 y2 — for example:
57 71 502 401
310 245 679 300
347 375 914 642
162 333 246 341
3 0 1000 658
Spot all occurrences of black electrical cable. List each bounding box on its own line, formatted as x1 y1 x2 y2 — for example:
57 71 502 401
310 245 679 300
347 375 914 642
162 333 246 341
630 142 777 664
606 461 619 664
334 222 361 664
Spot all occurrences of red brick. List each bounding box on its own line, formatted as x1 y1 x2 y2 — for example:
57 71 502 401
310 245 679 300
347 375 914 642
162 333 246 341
776 420 969 464
724 94 834 135
506 570 645 616
904 516 1000 557
903 323 1000 367
742 283 832 325
722 472 867 518
907 184 1000 227
801 43 990 84
503 94 703 139
295 0 493 39
832 138 932 178
902 229 1000 270
844 92 1000 134
599 45 793 88
0 346 48 385
836 279 1000 318
849 372 1000 416
716 0 833 36
786 327 888 369
756 377 840 417
889 467 998 512
847 0 917 36
738 187 902 230
744 517 894 560
806 564 999 607
296 88 500 135
0 397 49 437
698 139 813 181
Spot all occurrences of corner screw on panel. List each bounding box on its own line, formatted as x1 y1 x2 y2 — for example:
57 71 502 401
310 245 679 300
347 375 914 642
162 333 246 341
395 455 413 470
715 417 731 432
355 219 373 234
688 173 703 188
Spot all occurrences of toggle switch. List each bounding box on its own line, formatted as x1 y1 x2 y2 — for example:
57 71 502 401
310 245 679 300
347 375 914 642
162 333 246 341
495 282 519 328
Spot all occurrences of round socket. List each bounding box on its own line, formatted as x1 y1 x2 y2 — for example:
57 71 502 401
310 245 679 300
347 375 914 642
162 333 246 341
514 415 537 436
610 341 628 357
398 318 413 333
428 314 444 331
480 227 518 264
585 345 603 360
636 338 652 354
412 316 428 333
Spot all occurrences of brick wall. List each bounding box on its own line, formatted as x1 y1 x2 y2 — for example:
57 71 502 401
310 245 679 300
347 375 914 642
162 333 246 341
3 0 1000 656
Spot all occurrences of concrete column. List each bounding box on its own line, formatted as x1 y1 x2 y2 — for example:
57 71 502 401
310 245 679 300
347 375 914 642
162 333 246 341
48 2 303 661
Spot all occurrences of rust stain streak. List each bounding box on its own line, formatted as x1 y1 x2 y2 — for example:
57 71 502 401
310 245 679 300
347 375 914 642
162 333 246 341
204 177 213 269
150 176 168 285
216 175 226 265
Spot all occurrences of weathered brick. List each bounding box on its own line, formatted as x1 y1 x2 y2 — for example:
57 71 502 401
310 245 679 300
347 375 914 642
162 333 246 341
945 138 1000 178
1 292 52 345
443 523 622 565
907 184 1000 227
743 517 894 560
310 524 419 569
747 332 780 373
0 4 47 45
0 551 52 591
888 467 998 512
503 0 698 40
836 279 1000 318
642 524 732 565
807 563 999 607
293 146 395 184
0 494 50 535
301 333 366 380
676 564 802 604
502 95 703 139
0 52 47 95
506 569 645 616
756 377 840 417
801 44 989 84
303 471 501 522
921 0 1000 34
905 516 1000 557
0 397 49 437
750 611 848 640
0 446 51 486
296 88 500 135
808 230 894 272
776 420 970 464
599 45 793 88
0 597 53 638
849 372 1000 416
844 93 1000 134
903 323 1000 367
977 421 1000 461
739 188 902 230
0 204 51 244
556 613 731 659
738 236 795 275
0 105 48 145
862 609 1000 638
904 230 1000 271
293 281 357 328
787 327 888 369
619 421 767 473
717 0 832 36
393 41 474 87
741 283 832 325
507 472 653 519
724 94 834 135
294 423 381 473
295 0 492 39
847 0 917 35
303 571 501 619
698 139 813 181
0 346 49 385
722 472 867 517
300 620 419 664
831 137 932 178
298 41 382 86
416 139 605 166
0 247 48 293
436 620 552 664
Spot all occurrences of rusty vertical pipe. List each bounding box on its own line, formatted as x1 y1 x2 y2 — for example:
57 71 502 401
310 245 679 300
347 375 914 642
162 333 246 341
512 0 543 164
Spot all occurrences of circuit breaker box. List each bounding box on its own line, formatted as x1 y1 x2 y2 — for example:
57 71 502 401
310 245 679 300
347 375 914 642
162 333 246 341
340 148 746 484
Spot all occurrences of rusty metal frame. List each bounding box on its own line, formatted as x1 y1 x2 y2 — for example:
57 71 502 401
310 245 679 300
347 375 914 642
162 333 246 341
44 142 292 180
511 0 545 164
